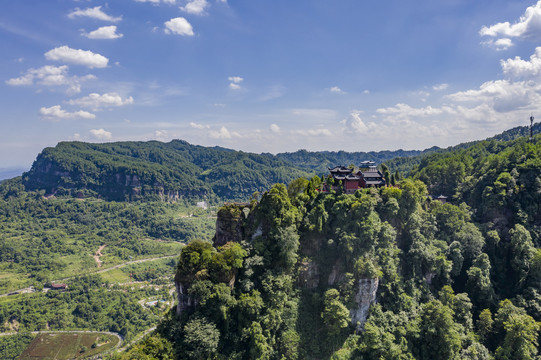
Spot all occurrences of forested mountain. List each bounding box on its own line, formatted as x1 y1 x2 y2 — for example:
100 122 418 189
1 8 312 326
384 122 541 176
275 148 435 174
18 123 541 203
22 140 311 201
120 133 541 359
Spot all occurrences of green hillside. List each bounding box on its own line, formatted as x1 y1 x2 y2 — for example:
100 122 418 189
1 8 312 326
121 134 541 359
23 140 311 201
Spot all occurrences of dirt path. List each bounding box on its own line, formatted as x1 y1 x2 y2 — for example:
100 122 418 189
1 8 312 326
93 245 107 268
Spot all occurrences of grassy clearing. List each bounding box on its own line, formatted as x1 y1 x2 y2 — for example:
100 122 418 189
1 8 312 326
99 268 131 283
18 332 119 360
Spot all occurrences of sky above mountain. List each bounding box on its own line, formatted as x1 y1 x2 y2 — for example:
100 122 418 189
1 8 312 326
1 0 541 167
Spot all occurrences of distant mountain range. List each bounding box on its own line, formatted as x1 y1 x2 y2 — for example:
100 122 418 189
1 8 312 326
10 122 541 201
0 167 27 182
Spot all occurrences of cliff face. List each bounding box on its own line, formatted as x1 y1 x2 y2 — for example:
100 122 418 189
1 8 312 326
24 156 207 201
180 200 379 329
350 278 379 330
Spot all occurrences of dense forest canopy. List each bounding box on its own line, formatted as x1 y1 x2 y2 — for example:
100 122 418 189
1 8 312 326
1 124 541 359
123 133 541 359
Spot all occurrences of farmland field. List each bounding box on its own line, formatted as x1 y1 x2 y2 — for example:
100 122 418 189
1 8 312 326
17 332 120 359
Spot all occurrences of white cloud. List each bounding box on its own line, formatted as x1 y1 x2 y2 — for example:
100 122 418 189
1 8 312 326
376 103 445 117
68 6 122 22
228 76 243 90
501 47 541 79
90 128 112 140
363 90 370 94
330 86 345 94
83 26 123 39
68 93 134 109
180 0 208 15
482 38 514 51
164 17 194 36
445 48 541 112
228 76 243 83
432 83 449 91
155 130 169 138
209 126 241 139
6 65 95 94
343 110 376 134
40 105 95 120
270 124 280 133
294 129 332 137
447 79 539 112
190 122 210 129
45 46 109 68
480 1 541 48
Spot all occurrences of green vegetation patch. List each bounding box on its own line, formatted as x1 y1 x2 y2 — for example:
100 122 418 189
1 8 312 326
0 195 210 293
18 332 119 360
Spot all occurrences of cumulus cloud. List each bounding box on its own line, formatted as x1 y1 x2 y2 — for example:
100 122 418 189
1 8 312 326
68 6 122 22
330 86 345 94
369 46 541 139
447 79 539 112
90 128 112 140
164 17 194 36
40 105 95 120
343 110 376 134
480 1 541 48
6 65 95 94
45 46 109 68
83 25 123 39
501 47 541 79
270 124 280 133
68 92 134 110
376 103 445 117
190 122 210 129
444 48 541 112
228 76 243 90
432 83 449 91
180 0 208 15
209 126 241 139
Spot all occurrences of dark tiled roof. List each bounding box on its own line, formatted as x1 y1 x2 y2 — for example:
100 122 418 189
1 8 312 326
329 166 353 174
360 170 383 178
365 180 385 185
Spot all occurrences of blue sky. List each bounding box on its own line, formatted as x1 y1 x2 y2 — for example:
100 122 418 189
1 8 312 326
2 0 541 168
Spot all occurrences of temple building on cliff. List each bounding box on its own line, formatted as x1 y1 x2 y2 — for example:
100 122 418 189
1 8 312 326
324 162 386 193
